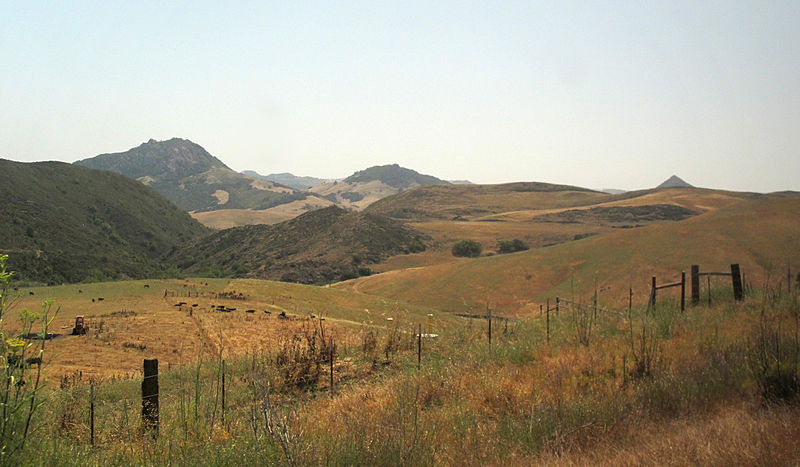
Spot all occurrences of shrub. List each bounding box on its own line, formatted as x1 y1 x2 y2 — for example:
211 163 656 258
0 254 59 460
497 239 529 254
747 310 800 403
357 267 372 277
451 240 482 258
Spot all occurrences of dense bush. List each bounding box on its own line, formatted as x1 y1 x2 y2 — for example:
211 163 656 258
452 240 482 257
497 238 529 254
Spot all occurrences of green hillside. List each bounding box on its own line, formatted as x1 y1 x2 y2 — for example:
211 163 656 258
75 138 305 212
343 163 449 189
168 206 428 284
0 159 209 284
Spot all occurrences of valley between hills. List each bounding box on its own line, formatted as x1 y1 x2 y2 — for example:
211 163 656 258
1 138 799 464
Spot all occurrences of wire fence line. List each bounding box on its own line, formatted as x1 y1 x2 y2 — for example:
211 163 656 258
43 266 757 446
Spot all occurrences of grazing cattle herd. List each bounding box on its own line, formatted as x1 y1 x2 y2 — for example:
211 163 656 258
62 285 297 340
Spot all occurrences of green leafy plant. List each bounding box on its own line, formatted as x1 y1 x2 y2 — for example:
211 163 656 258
452 240 482 258
0 254 59 459
497 239 529 254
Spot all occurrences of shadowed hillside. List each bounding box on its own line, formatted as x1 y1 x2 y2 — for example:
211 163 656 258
0 159 209 284
168 206 428 284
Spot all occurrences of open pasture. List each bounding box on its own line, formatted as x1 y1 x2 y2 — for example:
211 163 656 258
369 187 756 278
9 278 454 381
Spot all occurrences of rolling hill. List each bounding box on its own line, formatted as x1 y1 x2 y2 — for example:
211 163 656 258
0 159 209 284
242 171 332 190
309 164 450 210
75 138 305 213
365 181 607 221
168 206 428 284
338 191 800 315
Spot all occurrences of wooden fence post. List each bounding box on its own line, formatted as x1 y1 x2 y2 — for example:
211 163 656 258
651 276 657 307
142 359 159 436
417 324 422 371
221 360 226 426
691 265 700 305
90 382 95 447
629 287 633 312
556 296 560 316
680 271 686 312
546 299 550 341
329 337 334 395
731 263 743 301
488 307 492 346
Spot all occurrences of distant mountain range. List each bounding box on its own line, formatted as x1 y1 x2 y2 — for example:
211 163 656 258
70 137 697 229
0 159 208 284
74 139 451 226
241 171 332 190
75 138 305 212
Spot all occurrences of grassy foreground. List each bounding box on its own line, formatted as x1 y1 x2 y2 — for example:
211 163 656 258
4 274 800 465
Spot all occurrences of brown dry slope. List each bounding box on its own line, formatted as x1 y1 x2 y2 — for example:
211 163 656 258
339 193 800 316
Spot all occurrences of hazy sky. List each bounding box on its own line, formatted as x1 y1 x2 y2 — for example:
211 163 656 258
2 1 798 192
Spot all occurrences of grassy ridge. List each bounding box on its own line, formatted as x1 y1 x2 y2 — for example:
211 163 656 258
168 206 428 284
0 159 208 284
365 181 609 220
343 194 800 315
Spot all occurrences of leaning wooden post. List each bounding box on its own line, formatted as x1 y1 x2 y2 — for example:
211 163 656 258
142 359 159 436
691 265 700 305
90 382 95 447
680 271 686 312
731 263 743 301
651 276 657 307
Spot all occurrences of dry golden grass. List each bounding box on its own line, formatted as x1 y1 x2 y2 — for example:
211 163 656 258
190 196 334 228
539 402 800 466
9 277 454 382
341 194 800 315
410 220 608 252
477 188 745 223
283 292 799 465
368 183 611 221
